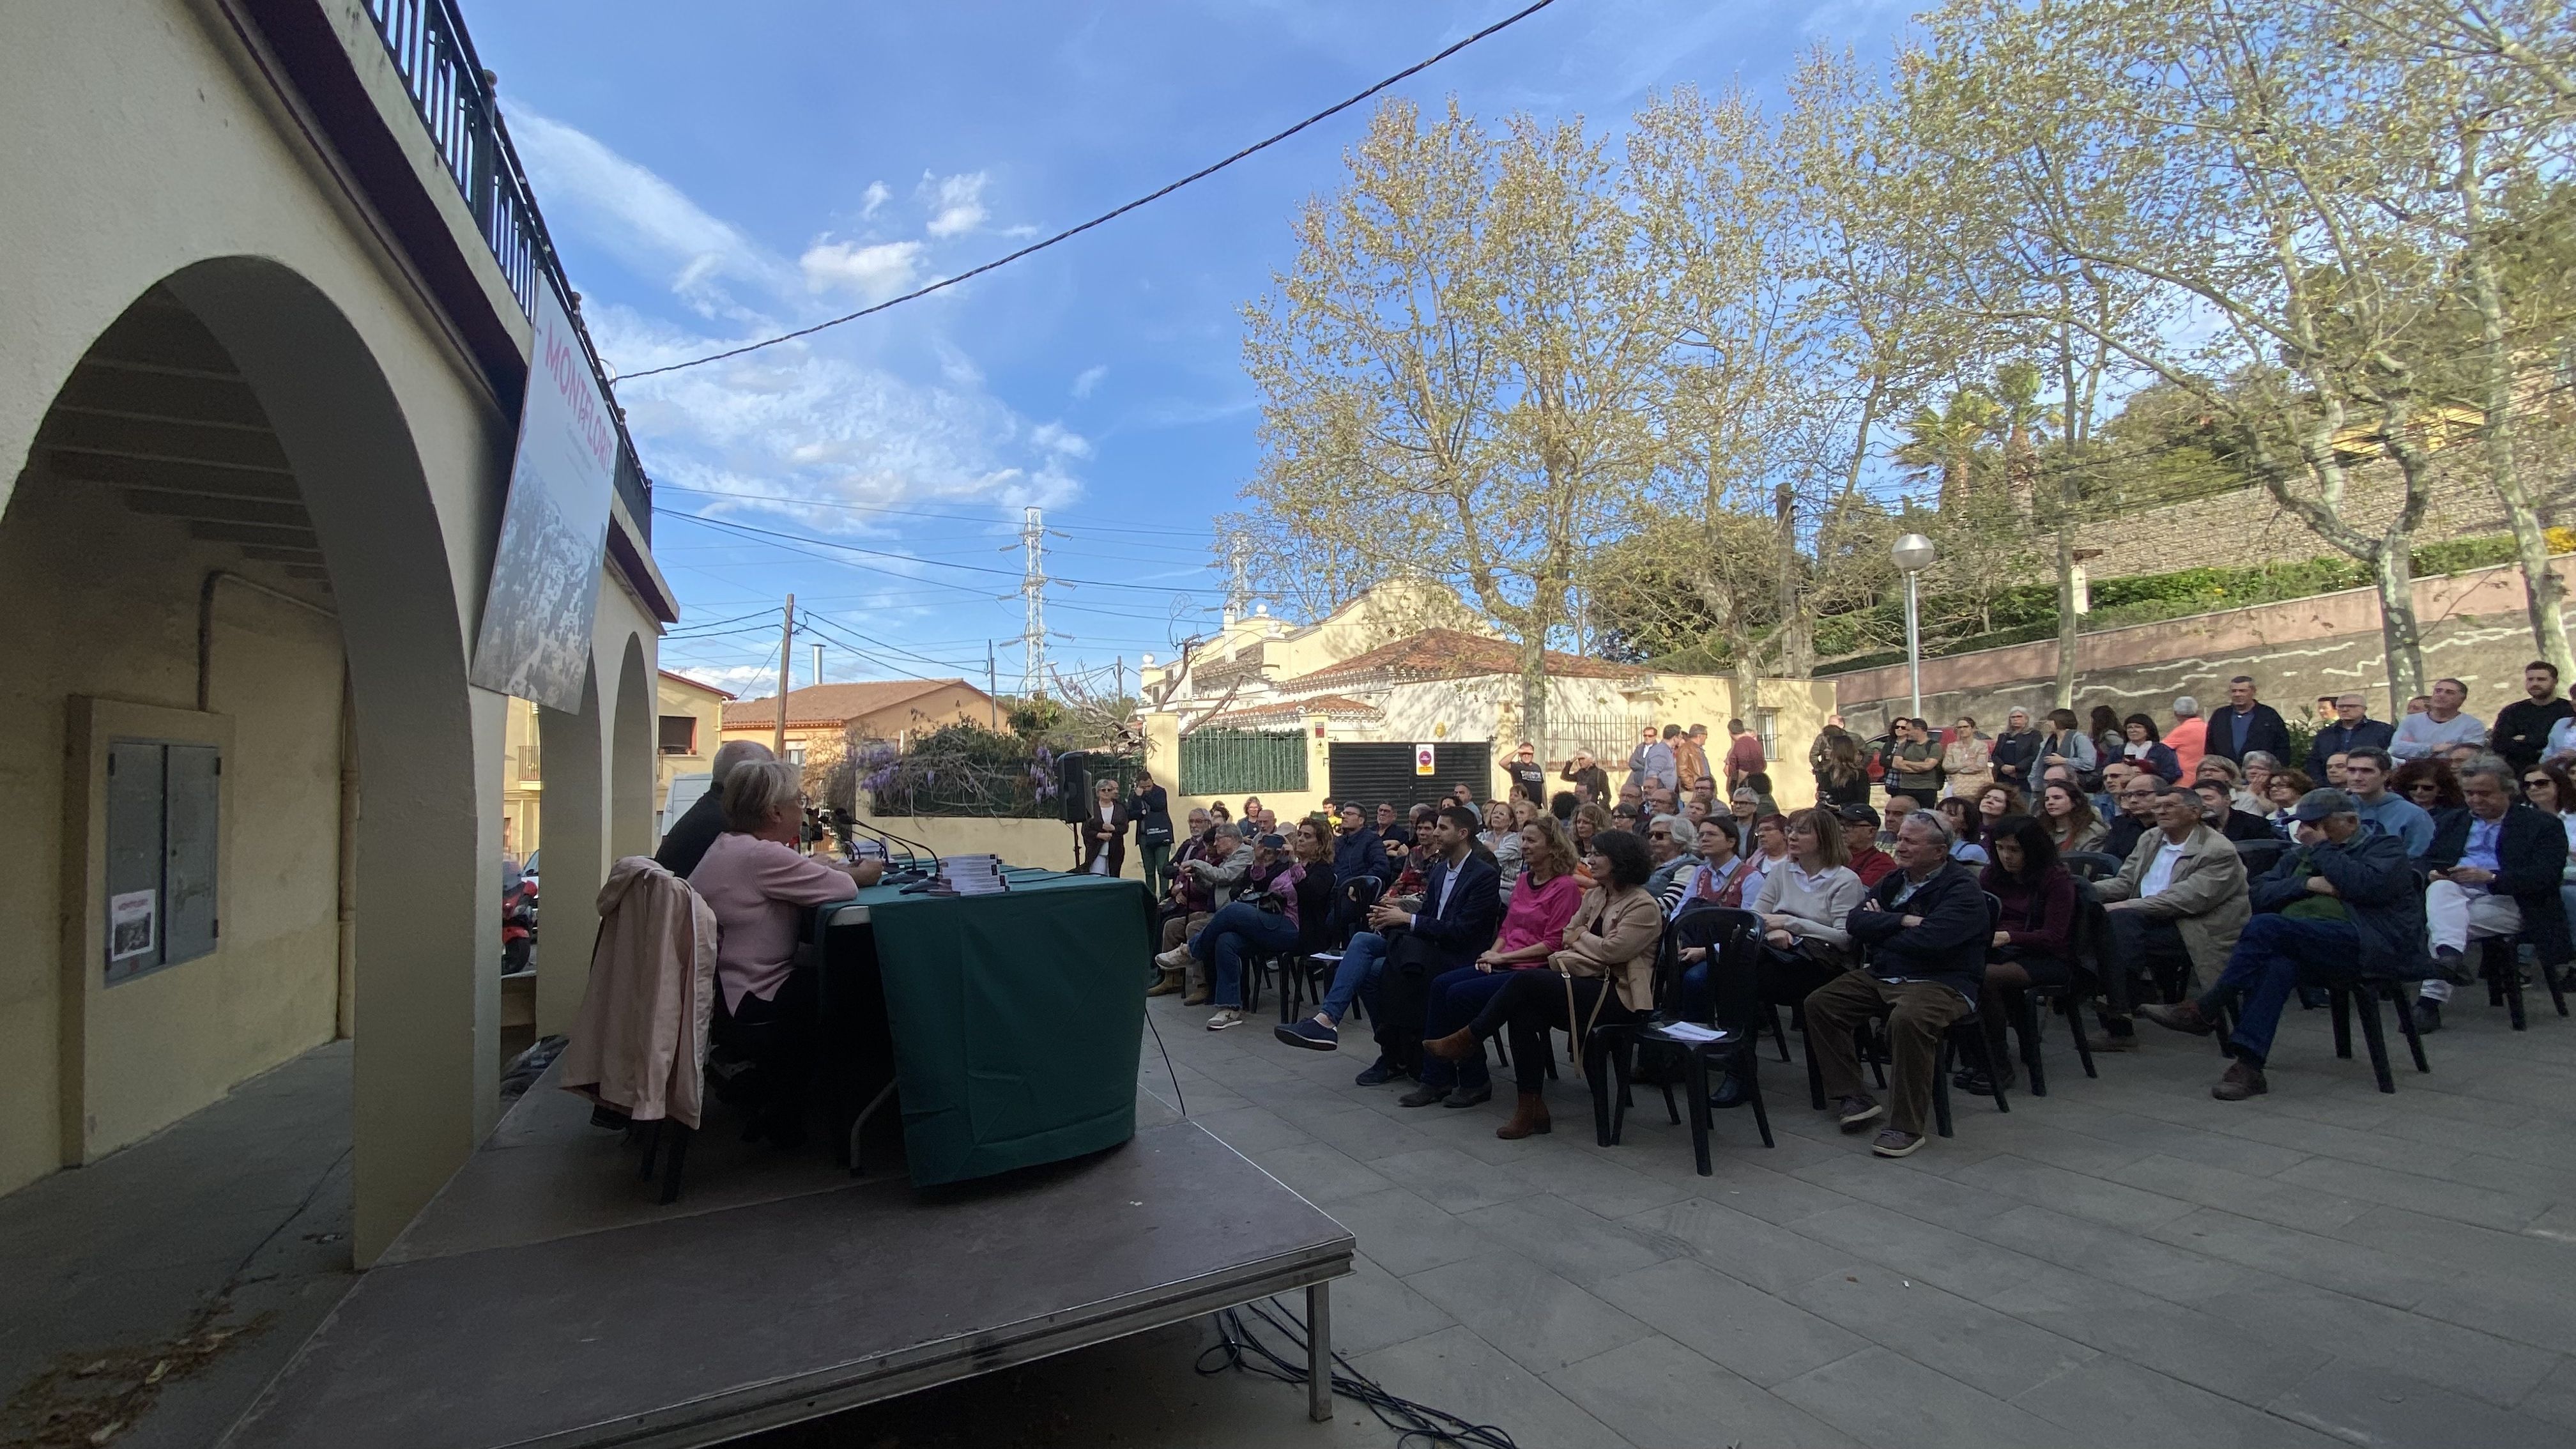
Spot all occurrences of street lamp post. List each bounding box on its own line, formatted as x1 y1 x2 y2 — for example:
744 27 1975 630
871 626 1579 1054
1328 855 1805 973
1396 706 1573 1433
1892 533 1938 721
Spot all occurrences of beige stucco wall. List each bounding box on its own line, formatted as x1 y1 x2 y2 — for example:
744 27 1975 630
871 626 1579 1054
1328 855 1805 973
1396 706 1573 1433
0 0 661 1259
0 468 347 1190
853 813 1142 877
654 675 728 829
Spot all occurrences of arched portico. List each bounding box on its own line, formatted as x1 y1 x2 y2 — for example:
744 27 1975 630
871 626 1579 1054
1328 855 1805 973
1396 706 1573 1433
535 662 604 1037
611 633 657 859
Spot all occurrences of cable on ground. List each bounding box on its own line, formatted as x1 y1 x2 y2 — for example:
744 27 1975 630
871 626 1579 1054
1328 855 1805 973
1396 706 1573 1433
1196 1296 1520 1449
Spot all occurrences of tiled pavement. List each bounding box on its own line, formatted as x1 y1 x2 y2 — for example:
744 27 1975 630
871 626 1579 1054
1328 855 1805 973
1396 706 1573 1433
14 997 2576 1448
1043 986 2576 1449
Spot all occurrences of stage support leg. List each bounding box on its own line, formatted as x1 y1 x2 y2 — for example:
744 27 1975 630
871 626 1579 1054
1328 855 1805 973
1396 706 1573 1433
1306 1281 1332 1422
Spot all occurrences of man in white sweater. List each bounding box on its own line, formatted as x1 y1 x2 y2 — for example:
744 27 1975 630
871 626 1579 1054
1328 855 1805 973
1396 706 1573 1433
2391 678 2487 760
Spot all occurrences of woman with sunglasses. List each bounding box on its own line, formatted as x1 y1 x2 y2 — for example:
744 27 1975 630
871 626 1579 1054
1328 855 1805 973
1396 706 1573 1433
2518 763 2576 945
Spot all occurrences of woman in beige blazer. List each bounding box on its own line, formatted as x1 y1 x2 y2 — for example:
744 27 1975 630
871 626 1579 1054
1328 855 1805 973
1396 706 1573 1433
1427 828 1664 1140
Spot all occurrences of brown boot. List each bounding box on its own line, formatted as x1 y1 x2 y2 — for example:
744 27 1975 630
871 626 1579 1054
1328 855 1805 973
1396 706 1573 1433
2211 1059 2268 1101
2138 1001 2214 1036
1496 1091 1552 1140
1181 983 1211 1007
1145 967 1184 998
1424 1028 1478 1062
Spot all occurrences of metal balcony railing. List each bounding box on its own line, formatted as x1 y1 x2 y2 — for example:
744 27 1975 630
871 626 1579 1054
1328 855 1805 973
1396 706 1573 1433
516 744 542 781
359 0 652 539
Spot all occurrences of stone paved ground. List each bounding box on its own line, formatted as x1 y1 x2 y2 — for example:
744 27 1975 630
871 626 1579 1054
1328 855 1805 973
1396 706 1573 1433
15 995 2576 1448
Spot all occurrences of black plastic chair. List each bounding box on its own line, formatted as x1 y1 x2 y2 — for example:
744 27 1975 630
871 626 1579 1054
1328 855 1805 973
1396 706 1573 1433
1588 909 1774 1167
2319 969 2431 1092
2063 850 2123 882
1804 900 2011 1137
2476 931 2572 1029
2234 838 2289 878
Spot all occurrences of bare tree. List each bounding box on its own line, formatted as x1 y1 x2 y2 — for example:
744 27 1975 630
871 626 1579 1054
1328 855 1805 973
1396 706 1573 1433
1238 99 1663 744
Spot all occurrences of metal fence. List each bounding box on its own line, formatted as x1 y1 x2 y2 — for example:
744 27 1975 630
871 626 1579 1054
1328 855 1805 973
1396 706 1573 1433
359 0 652 537
1538 711 1658 772
1179 729 1308 796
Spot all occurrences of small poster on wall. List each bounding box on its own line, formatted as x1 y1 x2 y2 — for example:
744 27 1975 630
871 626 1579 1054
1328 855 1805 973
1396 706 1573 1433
1414 744 1436 776
109 889 157 963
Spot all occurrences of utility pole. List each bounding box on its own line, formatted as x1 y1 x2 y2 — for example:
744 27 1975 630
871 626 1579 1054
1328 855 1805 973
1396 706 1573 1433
1020 505 1047 698
986 640 999 728
773 594 795 760
809 642 824 690
1116 655 1126 704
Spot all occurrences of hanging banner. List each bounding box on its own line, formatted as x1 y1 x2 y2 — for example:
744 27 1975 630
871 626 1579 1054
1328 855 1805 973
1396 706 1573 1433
470 277 618 712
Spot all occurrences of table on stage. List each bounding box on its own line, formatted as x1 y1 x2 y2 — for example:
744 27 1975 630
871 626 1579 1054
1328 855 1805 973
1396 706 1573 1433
817 866 1151 1187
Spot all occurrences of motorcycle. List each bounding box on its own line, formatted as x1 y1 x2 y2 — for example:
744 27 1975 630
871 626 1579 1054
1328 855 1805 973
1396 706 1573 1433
501 873 539 973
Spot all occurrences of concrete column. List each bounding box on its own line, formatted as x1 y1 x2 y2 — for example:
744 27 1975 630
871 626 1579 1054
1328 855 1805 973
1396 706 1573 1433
533 664 604 1038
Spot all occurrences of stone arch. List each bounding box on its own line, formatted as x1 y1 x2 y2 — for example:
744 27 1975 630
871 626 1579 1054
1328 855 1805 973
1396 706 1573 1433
610 632 656 859
533 659 604 1037
155 257 491 1257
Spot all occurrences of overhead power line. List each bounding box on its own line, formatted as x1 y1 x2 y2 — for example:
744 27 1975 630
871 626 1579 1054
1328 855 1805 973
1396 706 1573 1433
613 0 1565 380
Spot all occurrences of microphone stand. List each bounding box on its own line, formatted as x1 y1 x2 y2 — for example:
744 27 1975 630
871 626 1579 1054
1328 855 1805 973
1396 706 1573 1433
831 810 932 884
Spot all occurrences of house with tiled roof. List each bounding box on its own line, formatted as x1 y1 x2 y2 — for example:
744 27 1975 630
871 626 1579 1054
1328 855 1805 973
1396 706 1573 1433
720 677 996 770
1135 583 1832 817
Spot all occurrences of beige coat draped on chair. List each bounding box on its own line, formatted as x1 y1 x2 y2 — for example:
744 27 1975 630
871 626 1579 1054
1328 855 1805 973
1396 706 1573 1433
560 856 720 1128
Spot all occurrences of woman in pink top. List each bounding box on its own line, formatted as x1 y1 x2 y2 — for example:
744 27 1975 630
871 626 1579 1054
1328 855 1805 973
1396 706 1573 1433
686 760 882 1146
1408 818 1586 1107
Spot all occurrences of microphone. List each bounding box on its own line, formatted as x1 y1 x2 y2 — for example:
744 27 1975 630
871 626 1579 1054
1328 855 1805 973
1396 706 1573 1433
869 816 946 874
831 809 931 882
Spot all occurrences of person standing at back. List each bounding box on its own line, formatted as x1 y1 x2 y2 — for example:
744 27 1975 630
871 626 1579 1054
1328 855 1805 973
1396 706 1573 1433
1674 724 1712 797
2490 661 2572 775
2166 698 2210 779
1723 719 1765 793
2391 678 2485 760
2207 677 2292 767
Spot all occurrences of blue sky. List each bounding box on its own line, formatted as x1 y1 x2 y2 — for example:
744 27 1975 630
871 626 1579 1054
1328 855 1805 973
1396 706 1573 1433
466 0 1915 701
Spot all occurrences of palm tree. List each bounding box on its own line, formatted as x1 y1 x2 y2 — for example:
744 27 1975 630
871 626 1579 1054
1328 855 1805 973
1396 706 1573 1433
1893 388 2001 510
1991 360 2051 518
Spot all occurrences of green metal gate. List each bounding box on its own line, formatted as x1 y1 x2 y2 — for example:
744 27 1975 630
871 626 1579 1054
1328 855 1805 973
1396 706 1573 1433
1178 728 1308 795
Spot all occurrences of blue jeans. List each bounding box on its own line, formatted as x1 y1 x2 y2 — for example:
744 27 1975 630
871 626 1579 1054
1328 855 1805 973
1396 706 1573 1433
1319 931 1392 1023
1192 902 1300 1009
1418 967 1514 1090
2197 914 2363 1066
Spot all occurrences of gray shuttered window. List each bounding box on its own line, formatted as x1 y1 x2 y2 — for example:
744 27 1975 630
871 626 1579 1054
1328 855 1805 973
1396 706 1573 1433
1326 741 1491 811
103 739 220 984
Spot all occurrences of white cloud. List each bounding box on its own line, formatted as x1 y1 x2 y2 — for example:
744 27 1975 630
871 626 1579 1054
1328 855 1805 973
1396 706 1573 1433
524 119 1085 578
859 180 891 218
1071 364 1108 398
799 238 926 301
921 171 990 238
508 105 790 314
1029 422 1093 459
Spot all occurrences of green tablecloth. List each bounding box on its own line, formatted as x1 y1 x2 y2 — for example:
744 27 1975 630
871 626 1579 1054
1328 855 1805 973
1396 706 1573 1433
839 869 1151 1187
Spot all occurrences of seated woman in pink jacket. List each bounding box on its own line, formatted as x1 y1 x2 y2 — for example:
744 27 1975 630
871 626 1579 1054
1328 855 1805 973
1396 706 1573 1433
687 760 882 1146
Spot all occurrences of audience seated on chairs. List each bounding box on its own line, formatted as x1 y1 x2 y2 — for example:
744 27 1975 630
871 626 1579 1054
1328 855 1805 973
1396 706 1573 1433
2391 756 2467 835
2196 755 2262 816
2414 755 2570 1032
2102 770 2161 861
2139 788 2425 1099
1165 829 1314 1032
2342 747 2436 857
1676 808 1860 1028
1838 804 1897 886
2517 762 2576 947
2261 769 2316 837
1482 799 1525 902
1671 815 1760 920
2194 780 2280 843
1964 815 2077 1095
1426 829 1662 1140
1642 813 1699 903
684 760 884 1148
2087 783 2250 1051
1804 810 1989 1158
1316 818 1584 1109
1147 808 1217 998
1291 807 1500 1084
1156 822 1253 1004
2041 779 2109 855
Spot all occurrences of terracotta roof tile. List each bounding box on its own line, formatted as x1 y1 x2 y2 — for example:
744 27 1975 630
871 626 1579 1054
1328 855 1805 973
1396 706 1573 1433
1201 694 1382 725
1280 629 1635 689
721 678 983 729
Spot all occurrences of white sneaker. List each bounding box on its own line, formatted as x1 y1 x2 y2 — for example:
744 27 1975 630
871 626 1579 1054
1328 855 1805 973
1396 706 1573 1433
1156 946 1196 970
1206 1009 1245 1031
